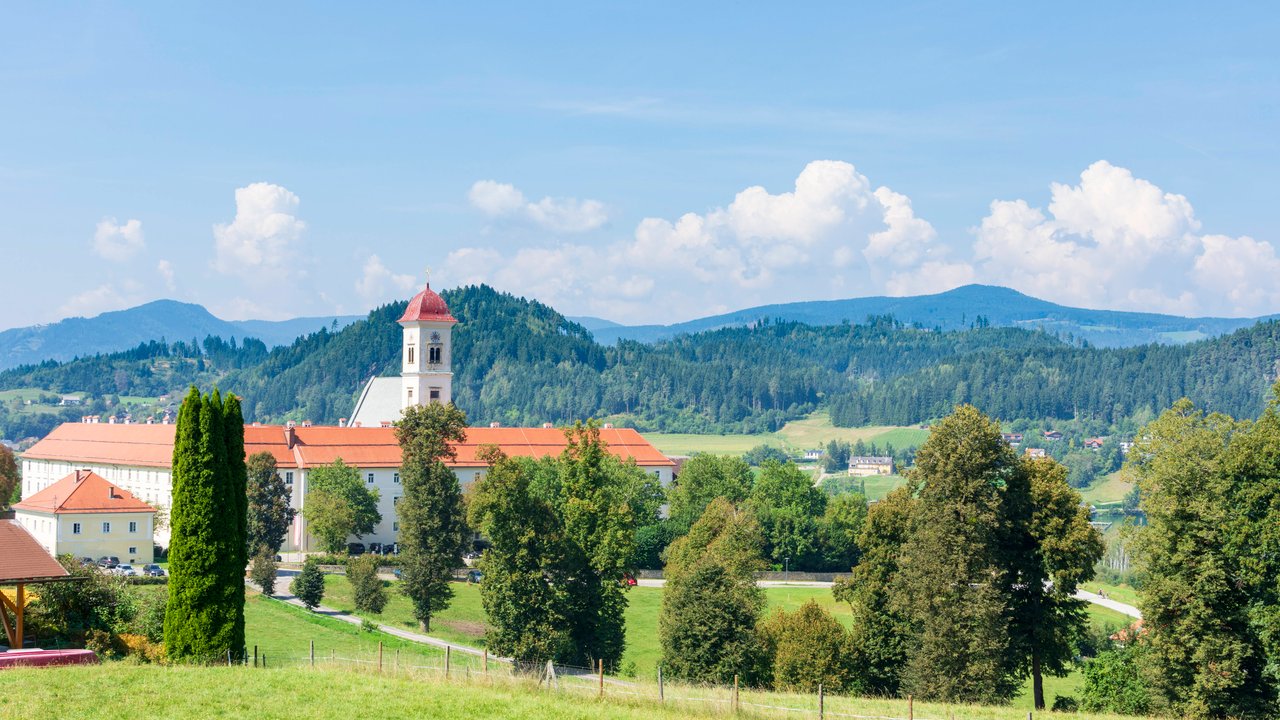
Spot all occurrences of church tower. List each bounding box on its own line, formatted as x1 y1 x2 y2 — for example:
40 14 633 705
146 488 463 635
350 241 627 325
398 280 456 409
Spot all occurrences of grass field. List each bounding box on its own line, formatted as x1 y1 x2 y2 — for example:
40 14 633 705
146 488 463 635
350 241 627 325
318 576 1113 709
1078 470 1134 506
643 412 930 457
1081 581 1141 609
0 663 1145 720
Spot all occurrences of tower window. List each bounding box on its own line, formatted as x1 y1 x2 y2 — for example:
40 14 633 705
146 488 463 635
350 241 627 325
407 388 414 403
407 344 415 364
429 346 442 364
429 388 441 402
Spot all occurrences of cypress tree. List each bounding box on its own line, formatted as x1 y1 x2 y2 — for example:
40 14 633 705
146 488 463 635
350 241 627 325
165 387 206 659
223 393 248 658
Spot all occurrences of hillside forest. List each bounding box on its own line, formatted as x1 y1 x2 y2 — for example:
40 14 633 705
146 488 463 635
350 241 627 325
2 285 1279 449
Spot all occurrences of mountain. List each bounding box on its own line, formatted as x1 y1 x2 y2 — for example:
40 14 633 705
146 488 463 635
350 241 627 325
0 300 361 371
587 285 1276 348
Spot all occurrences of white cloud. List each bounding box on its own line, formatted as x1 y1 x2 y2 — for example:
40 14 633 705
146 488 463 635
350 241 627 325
156 259 176 292
93 217 145 261
468 180 608 233
972 160 1278 316
356 254 416 306
58 284 131 319
213 182 306 274
447 161 962 323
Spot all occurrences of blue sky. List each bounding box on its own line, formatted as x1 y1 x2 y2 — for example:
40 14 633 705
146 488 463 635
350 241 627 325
2 3 1278 329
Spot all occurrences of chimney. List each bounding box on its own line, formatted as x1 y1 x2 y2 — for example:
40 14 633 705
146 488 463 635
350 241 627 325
353 421 362 428
543 422 553 429
284 424 296 449
380 421 392 428
302 420 313 428
339 418 348 428
489 422 501 428
603 423 614 429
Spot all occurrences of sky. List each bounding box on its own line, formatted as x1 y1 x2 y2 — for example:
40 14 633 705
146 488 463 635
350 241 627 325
1 2 1278 330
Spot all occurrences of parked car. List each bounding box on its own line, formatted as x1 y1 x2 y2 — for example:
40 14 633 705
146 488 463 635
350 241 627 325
346 543 366 556
466 569 483 584
141 564 166 577
97 556 120 569
114 564 138 577
368 542 383 555
621 573 637 587
77 557 96 566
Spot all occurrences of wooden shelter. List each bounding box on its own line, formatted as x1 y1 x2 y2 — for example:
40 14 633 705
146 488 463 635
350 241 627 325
0 519 71 649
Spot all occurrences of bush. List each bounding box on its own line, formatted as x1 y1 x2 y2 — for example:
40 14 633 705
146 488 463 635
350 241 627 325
249 549 279 596
758 599 856 692
118 632 165 663
127 588 167 643
84 629 119 659
1051 695 1078 712
1080 646 1151 715
26 556 133 642
348 554 387 614
290 558 326 611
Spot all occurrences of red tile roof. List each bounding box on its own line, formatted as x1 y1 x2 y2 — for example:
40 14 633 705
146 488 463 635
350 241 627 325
399 283 457 324
0 520 70 584
22 422 674 472
13 470 155 515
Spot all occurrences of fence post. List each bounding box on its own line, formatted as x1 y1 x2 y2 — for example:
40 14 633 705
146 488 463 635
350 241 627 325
733 674 739 714
396 648 400 673
310 639 315 668
263 653 267 668
483 649 489 675
658 664 664 704
378 641 383 673
908 694 914 720
330 648 335 664
226 649 232 667
598 658 604 698
253 645 258 668
819 683 824 720
445 645 451 677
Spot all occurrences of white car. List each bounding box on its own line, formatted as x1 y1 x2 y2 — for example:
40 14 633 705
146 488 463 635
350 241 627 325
114 564 138 577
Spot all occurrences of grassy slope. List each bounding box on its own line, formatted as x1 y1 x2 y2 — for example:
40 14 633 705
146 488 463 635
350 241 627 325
319 578 1111 710
643 412 930 456
0 664 1145 720
1078 469 1135 506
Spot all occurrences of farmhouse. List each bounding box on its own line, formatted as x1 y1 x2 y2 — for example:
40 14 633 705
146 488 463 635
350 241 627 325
848 456 894 477
12 469 156 564
18 280 674 553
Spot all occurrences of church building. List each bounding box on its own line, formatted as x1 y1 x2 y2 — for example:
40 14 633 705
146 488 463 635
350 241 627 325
19 281 674 553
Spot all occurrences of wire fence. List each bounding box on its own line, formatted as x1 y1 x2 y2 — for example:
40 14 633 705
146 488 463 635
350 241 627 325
177 643 1016 720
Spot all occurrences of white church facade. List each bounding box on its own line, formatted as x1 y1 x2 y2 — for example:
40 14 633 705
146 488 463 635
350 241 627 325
19 281 674 553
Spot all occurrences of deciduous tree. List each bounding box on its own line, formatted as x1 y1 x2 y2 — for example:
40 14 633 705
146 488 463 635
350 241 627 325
348 554 387 614
246 451 294 556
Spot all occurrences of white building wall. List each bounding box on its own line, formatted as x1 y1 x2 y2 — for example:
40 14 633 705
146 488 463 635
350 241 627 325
21 458 173 547
13 509 153 564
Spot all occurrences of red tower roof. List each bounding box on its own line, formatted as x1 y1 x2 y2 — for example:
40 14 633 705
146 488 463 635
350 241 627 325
398 283 457 324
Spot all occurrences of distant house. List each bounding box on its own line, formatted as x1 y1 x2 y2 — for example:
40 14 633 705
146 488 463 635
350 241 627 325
12 469 156 564
1043 430 1063 442
1084 437 1106 450
1025 447 1047 459
58 396 82 407
1120 441 1134 455
849 456 895 477
1001 432 1024 446
803 449 824 461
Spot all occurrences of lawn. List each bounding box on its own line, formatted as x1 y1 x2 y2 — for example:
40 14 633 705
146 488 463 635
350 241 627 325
0 663 1147 720
1078 470 1134 506
1081 581 1141 609
643 412 930 457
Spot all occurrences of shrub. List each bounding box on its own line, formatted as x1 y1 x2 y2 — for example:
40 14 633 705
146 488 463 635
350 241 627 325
758 600 856 692
85 629 120 659
249 549 279 596
348 554 387 614
290 558 326 611
118 633 165 663
1051 695 1079 712
128 588 167 643
1080 646 1151 715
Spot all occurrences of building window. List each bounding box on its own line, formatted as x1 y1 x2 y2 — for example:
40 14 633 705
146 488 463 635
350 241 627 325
285 471 294 484
72 522 81 535
129 521 138 533
407 344 415 364
429 388 441 402
407 387 414 403
393 496 400 506
128 546 137 555
428 345 442 364
102 522 111 533
367 473 375 484
393 473 400 484
393 522 399 532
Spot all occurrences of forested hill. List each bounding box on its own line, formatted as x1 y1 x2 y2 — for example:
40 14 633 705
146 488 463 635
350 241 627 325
3 284 1280 439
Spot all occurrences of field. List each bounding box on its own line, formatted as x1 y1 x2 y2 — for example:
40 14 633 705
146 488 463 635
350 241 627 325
0 663 1145 720
643 412 930 456
319 576 1114 710
1078 470 1135 507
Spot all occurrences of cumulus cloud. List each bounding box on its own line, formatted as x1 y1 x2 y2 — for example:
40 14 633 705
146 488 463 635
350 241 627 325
213 182 306 274
356 254 417 305
93 217 145 261
447 161 962 323
468 180 608 233
156 259 176 292
58 283 133 319
972 160 1280 316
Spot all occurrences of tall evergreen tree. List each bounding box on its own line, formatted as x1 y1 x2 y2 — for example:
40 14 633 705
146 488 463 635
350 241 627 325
222 392 247 657
892 404 1021 703
164 386 245 662
394 402 469 632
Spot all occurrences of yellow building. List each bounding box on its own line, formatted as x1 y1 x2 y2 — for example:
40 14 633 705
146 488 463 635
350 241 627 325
12 470 156 565
848 456 895 477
